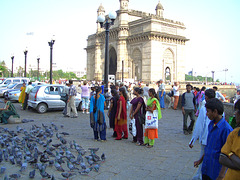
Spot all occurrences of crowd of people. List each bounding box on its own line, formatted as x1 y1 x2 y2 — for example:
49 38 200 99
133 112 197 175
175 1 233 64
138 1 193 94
1 78 239 179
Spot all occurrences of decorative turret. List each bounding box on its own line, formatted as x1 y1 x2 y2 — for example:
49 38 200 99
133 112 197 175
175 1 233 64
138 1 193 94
97 3 105 16
97 4 105 33
156 1 164 17
119 0 129 10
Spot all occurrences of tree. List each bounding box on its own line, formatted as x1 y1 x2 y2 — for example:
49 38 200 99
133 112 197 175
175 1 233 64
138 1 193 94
0 61 9 77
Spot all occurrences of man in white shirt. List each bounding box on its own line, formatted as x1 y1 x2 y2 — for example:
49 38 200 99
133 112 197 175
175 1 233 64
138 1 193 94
189 89 216 180
213 86 225 102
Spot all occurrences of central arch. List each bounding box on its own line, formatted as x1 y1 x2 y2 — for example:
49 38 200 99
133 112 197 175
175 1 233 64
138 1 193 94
163 48 174 82
109 47 117 76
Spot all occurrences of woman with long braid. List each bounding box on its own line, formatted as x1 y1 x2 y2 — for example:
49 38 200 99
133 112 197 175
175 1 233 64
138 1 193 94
90 86 107 141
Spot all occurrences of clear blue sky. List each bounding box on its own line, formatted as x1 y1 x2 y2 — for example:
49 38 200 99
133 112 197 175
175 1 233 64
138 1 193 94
0 0 239 83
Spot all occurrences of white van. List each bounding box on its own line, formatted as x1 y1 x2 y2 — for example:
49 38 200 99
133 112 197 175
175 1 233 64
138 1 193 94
0 77 30 88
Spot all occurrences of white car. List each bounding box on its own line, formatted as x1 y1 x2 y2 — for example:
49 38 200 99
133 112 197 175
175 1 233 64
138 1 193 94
28 84 82 113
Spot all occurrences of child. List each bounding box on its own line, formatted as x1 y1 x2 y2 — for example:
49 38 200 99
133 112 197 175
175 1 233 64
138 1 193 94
194 98 232 180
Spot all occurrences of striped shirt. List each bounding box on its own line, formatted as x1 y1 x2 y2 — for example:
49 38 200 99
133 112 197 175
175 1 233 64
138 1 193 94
201 117 232 180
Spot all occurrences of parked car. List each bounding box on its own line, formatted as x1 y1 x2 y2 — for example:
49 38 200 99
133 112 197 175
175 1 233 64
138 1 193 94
28 84 82 113
0 83 24 97
0 77 30 88
5 82 46 101
5 89 21 102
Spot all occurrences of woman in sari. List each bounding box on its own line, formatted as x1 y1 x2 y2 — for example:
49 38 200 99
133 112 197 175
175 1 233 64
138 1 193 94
115 87 128 140
108 89 119 137
90 86 106 141
130 87 146 145
144 88 162 148
18 82 26 108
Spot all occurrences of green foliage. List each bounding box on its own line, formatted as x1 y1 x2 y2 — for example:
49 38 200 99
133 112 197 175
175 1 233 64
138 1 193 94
0 61 9 77
185 74 213 82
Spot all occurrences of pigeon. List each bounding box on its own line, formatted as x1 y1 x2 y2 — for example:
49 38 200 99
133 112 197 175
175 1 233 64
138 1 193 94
77 154 83 163
87 158 94 166
67 161 79 171
40 154 50 163
0 166 6 174
29 169 35 179
9 155 15 165
52 143 62 148
101 153 106 161
88 148 99 154
4 175 8 180
40 169 51 179
19 161 28 172
3 149 8 161
59 132 69 136
80 161 87 169
59 136 67 144
93 164 100 172
61 172 76 179
79 167 93 175
9 173 21 179
49 159 54 166
54 160 65 172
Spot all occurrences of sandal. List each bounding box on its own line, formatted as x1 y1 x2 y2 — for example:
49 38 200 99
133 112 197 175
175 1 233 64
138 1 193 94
136 143 144 146
147 145 153 148
132 140 137 143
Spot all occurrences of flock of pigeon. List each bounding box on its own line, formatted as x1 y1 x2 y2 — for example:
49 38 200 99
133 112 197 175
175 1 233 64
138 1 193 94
0 122 106 179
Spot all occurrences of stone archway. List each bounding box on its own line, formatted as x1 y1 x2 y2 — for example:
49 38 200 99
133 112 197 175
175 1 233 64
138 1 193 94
109 47 117 75
132 48 142 81
163 48 174 82
165 67 171 83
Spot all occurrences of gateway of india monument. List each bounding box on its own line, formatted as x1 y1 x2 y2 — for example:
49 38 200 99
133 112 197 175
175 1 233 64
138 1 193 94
85 0 188 83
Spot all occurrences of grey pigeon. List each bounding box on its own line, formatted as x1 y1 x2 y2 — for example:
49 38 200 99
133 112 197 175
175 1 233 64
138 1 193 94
61 172 76 179
40 169 51 179
60 132 69 136
3 149 8 161
9 155 15 165
0 166 6 174
54 160 65 172
79 167 93 175
19 161 28 172
29 169 35 179
80 161 86 169
101 153 106 161
9 173 21 178
93 164 100 172
67 161 79 171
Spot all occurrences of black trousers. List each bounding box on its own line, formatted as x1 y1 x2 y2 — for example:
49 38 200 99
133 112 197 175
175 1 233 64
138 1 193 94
23 93 29 110
202 174 212 180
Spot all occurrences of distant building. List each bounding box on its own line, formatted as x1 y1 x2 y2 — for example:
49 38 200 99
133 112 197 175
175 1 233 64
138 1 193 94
86 0 189 83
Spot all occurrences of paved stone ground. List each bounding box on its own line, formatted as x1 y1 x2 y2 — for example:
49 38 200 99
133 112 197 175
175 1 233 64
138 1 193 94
0 101 201 180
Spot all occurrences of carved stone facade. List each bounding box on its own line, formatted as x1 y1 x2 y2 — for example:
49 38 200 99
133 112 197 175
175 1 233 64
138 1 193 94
85 0 189 83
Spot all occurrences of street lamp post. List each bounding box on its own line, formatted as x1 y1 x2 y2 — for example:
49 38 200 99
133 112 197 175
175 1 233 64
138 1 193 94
24 49 28 77
97 11 117 91
37 57 40 81
48 38 55 84
223 68 228 83
11 55 14 77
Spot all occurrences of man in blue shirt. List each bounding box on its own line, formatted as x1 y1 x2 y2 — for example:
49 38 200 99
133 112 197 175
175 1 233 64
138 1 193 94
194 98 232 180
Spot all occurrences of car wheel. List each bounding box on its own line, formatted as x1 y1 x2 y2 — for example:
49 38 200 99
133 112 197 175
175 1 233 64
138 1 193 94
78 101 82 111
37 103 48 113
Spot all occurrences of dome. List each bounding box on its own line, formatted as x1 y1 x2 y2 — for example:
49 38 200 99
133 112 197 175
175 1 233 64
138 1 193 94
97 3 105 12
156 1 164 10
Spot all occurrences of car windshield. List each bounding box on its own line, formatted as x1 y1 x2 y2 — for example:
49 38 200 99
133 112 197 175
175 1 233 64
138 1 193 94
31 86 42 93
7 83 16 89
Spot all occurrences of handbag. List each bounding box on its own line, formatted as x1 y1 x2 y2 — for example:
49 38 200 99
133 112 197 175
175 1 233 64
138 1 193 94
60 93 68 101
145 110 158 129
138 101 146 125
129 119 136 136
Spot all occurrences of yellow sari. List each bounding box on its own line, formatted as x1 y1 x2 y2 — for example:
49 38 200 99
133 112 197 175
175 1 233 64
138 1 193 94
19 86 26 103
